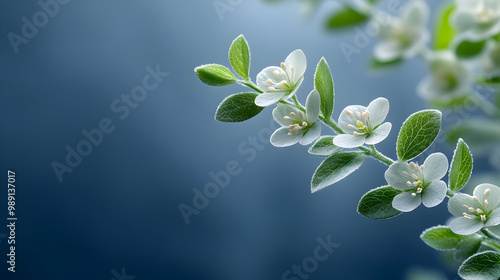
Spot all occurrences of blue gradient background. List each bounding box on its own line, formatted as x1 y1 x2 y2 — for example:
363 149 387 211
0 0 482 279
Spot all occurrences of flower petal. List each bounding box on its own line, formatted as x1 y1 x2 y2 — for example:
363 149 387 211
300 122 321 146
270 127 301 147
374 40 402 62
272 104 301 127
402 0 429 27
485 208 500 227
449 217 484 235
255 92 287 107
366 97 389 127
284 49 307 83
448 193 475 217
473 183 500 210
332 134 366 148
392 192 421 212
365 122 392 145
422 152 449 182
422 180 447 208
384 162 415 190
256 66 285 92
338 105 366 132
305 90 320 123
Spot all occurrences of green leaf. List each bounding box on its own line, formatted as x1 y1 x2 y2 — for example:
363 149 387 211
396 110 442 161
311 152 365 193
430 95 472 108
455 40 487 59
459 251 500 280
228 35 251 81
448 139 473 192
325 6 369 30
420 225 470 251
434 4 456 50
357 186 402 220
215 93 264 122
454 235 482 263
194 64 237 86
446 119 500 149
369 57 403 69
308 136 341 156
314 58 335 119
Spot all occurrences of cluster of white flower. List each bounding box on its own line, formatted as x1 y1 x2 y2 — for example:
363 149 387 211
372 0 500 101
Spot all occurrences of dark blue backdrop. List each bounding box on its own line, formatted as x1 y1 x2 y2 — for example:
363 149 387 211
0 0 481 279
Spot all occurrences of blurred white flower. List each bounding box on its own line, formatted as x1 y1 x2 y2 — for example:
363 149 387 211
373 0 429 62
333 97 392 148
482 40 500 78
270 90 321 147
448 183 500 235
452 0 500 43
255 50 306 107
418 51 472 101
385 153 449 212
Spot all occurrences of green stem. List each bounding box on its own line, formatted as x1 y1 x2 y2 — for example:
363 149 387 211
446 189 455 197
319 116 345 134
482 229 500 241
472 92 500 118
291 95 305 111
239 80 263 93
359 145 395 166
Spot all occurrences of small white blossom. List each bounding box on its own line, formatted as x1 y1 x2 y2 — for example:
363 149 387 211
255 50 306 107
333 97 392 148
417 51 472 101
270 90 321 147
373 0 430 62
452 0 500 43
448 183 500 235
385 153 449 212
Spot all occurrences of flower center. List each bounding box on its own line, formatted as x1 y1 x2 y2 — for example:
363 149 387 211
346 109 372 136
283 111 309 136
401 162 427 197
266 62 295 92
462 188 492 222
476 0 497 24
435 68 459 92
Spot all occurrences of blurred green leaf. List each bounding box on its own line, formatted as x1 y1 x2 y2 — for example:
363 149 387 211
456 40 487 58
434 4 456 50
325 6 369 30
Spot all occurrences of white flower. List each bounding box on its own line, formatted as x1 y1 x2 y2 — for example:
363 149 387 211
255 49 306 107
417 51 472 101
332 97 392 148
448 183 500 235
270 90 321 147
373 0 429 62
452 0 500 43
482 40 500 78
385 153 449 212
